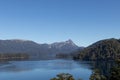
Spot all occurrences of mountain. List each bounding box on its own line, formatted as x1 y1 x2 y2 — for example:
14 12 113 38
49 39 79 54
73 38 120 61
0 39 81 59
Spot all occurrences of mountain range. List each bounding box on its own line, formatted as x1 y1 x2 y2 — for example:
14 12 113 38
0 39 81 59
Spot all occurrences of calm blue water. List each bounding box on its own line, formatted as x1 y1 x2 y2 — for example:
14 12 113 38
0 59 92 80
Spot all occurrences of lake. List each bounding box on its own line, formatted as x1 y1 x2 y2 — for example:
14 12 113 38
0 59 114 80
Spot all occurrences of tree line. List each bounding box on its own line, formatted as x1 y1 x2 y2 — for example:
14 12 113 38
0 53 29 61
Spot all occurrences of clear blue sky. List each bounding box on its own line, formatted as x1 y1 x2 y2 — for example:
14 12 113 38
0 0 120 46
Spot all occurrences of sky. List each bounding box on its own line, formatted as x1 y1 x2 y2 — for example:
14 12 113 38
0 0 120 46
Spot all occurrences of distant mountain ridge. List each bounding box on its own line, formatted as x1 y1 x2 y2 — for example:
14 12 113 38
0 39 82 59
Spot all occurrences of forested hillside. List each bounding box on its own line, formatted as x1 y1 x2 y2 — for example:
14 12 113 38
73 38 120 61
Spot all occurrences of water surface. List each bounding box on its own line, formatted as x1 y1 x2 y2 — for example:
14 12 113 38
0 59 93 80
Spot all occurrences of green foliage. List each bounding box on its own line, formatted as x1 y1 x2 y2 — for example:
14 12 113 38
50 73 75 80
74 38 120 61
89 69 107 80
109 66 120 80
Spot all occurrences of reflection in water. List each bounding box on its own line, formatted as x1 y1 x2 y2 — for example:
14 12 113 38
76 61 115 78
90 61 115 78
0 60 92 80
0 59 115 80
0 60 82 72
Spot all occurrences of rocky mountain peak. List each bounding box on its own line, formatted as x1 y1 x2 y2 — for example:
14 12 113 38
65 39 73 43
65 39 77 46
